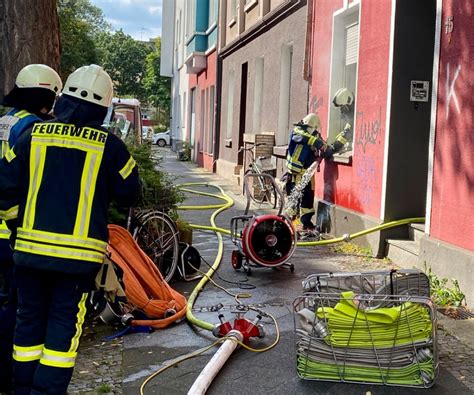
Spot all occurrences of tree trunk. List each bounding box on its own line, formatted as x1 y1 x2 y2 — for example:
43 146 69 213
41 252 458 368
0 0 61 97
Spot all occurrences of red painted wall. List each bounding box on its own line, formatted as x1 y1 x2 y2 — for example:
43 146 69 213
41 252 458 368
188 50 217 171
310 0 392 219
429 0 474 250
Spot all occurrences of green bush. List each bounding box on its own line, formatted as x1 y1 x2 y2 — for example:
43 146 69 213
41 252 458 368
153 124 168 133
108 143 184 226
424 263 466 307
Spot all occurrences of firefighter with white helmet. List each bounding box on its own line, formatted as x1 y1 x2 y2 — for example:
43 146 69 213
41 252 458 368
0 64 62 392
0 64 140 393
286 89 355 238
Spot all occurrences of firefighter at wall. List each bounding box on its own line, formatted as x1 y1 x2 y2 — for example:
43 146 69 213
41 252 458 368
285 88 354 238
0 64 141 394
0 64 62 392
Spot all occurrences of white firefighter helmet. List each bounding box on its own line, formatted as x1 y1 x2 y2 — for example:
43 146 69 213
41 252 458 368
332 88 354 107
63 64 114 107
15 64 62 94
302 113 321 132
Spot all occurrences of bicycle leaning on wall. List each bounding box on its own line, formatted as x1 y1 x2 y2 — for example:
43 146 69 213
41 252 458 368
239 142 278 207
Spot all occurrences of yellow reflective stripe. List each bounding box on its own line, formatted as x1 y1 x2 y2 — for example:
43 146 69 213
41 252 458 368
40 348 77 368
0 205 18 220
307 135 317 145
336 135 348 145
0 221 10 239
5 148 16 162
23 144 46 229
74 152 102 237
14 110 31 119
31 123 107 148
17 228 107 251
32 136 104 152
13 344 44 362
15 240 105 263
1 141 9 158
69 293 88 353
119 156 136 180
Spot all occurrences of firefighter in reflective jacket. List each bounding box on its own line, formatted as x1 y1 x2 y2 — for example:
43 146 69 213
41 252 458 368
0 64 62 391
286 89 354 234
0 64 140 394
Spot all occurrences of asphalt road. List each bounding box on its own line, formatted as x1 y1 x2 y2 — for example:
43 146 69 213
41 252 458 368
122 148 471 395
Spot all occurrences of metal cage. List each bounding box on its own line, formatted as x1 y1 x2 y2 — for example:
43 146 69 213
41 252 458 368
293 270 438 388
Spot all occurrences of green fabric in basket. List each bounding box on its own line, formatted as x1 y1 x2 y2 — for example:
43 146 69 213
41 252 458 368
297 356 434 385
316 292 432 348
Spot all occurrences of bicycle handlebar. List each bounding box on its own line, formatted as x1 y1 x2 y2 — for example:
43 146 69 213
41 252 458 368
238 142 266 153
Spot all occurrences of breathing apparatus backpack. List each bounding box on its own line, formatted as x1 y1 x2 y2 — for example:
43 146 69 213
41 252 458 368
92 225 187 329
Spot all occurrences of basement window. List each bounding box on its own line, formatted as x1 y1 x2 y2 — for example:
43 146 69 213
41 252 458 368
328 3 360 157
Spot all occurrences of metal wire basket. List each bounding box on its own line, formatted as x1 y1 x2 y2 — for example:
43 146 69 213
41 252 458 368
293 270 438 388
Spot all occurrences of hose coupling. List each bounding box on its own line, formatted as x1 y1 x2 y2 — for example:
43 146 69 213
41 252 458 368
164 308 177 318
342 233 351 242
121 313 134 326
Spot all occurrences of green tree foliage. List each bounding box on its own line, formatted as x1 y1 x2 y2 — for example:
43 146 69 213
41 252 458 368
58 0 110 80
96 30 152 101
143 38 171 128
108 143 184 225
143 38 171 111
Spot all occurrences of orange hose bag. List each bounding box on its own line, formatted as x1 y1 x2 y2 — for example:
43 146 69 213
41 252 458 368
107 224 187 328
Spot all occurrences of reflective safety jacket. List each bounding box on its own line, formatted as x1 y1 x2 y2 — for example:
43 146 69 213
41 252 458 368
0 109 41 242
0 121 140 274
286 125 328 174
286 124 352 174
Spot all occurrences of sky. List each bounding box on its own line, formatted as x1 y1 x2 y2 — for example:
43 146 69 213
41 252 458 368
89 0 162 41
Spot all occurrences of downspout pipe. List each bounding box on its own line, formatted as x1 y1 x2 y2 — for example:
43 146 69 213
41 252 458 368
303 0 314 81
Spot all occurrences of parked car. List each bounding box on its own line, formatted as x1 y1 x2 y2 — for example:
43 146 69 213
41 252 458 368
153 130 170 147
142 126 153 142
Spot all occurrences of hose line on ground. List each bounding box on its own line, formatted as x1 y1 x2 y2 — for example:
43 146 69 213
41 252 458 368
296 217 425 246
177 182 234 331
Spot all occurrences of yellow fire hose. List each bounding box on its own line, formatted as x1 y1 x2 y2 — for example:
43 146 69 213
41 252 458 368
138 183 426 393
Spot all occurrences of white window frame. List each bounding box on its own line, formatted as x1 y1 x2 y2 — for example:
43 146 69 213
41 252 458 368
252 56 264 133
327 1 360 154
208 86 215 154
277 43 293 146
226 71 235 139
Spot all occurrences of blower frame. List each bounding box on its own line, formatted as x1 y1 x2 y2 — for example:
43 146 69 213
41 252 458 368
230 173 297 274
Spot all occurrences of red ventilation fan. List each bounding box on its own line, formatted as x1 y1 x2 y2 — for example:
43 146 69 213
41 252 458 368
230 173 296 274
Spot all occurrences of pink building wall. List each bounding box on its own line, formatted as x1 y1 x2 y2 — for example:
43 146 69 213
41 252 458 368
430 0 474 250
310 0 392 219
189 50 217 171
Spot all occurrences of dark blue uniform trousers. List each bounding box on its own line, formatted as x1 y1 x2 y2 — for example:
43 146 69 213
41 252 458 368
285 175 316 229
0 245 15 391
13 265 96 395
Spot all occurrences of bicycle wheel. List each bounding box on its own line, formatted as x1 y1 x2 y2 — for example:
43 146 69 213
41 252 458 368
244 170 276 206
133 211 180 282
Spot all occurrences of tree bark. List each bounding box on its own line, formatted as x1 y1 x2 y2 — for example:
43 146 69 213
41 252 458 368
0 0 61 97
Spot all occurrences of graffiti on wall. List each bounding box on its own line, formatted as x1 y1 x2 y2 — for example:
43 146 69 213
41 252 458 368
309 95 323 113
355 155 376 209
355 107 382 153
445 62 461 120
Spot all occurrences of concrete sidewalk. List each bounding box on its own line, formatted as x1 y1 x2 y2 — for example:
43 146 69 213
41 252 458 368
116 148 473 394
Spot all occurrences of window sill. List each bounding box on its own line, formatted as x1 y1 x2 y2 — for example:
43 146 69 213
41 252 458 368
273 145 288 158
332 150 352 165
244 0 258 13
